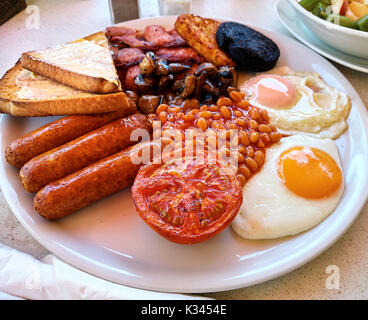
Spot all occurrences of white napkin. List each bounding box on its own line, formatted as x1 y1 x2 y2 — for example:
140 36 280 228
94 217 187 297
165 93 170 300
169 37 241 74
0 243 211 300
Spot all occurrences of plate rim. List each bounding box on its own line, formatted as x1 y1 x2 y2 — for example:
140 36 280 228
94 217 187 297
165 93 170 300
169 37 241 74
276 0 368 74
1 15 368 293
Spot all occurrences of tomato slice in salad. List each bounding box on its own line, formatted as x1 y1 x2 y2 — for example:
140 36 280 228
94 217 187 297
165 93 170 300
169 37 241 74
132 156 243 244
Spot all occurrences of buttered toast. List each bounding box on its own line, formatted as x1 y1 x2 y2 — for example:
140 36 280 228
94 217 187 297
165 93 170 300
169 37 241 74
0 32 130 116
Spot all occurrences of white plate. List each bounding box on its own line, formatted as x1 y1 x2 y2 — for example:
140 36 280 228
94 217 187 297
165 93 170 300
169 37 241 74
276 0 368 74
1 16 368 293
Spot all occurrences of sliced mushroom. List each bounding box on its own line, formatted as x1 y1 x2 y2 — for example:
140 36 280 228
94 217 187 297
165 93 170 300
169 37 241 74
218 79 234 96
134 74 157 93
168 63 191 74
158 74 174 90
139 52 156 75
203 79 219 97
138 95 161 114
195 62 218 78
180 75 197 99
155 59 170 76
172 79 185 93
194 71 207 100
217 66 234 79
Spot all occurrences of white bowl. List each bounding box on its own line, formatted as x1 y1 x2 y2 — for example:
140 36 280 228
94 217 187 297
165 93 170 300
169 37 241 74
288 0 368 59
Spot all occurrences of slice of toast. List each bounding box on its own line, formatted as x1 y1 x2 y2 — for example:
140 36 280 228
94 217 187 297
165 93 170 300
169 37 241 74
0 33 131 116
175 14 235 67
0 62 130 116
21 32 121 94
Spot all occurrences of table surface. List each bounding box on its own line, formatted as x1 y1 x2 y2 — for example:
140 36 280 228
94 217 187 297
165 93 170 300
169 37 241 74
0 0 367 300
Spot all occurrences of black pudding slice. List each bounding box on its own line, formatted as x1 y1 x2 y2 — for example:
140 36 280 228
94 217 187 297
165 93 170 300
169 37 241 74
216 22 280 72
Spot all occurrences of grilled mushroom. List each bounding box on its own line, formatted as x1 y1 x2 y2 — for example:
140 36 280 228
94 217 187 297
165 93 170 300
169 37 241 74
134 74 157 93
158 74 174 90
195 62 218 78
138 95 161 114
203 79 219 97
155 59 170 76
180 75 197 99
139 52 156 75
194 71 207 99
168 63 191 74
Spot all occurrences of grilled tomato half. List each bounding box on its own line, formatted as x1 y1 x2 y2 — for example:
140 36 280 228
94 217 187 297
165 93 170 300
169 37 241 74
132 156 243 244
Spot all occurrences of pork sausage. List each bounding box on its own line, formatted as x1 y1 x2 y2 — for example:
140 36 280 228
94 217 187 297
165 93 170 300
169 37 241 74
20 113 151 193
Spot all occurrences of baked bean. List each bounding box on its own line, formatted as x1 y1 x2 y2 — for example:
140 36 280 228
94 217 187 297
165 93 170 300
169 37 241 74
237 152 245 164
233 110 243 117
220 106 232 119
208 105 219 112
226 121 238 130
212 120 226 130
249 108 260 121
246 146 254 157
240 131 250 146
176 112 184 120
254 150 265 166
213 113 221 120
158 111 168 124
169 106 181 113
217 97 233 107
260 109 269 121
235 118 246 127
259 124 272 133
256 140 265 149
237 174 246 187
239 165 251 178
270 132 282 142
261 133 271 145
238 145 247 155
189 108 200 115
183 113 195 122
245 157 258 172
249 120 259 130
156 104 168 114
229 91 244 103
250 131 260 144
190 98 201 109
237 100 249 110
196 117 208 130
199 111 212 119
200 105 208 111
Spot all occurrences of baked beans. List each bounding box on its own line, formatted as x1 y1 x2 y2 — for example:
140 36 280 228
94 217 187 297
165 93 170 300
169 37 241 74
151 96 282 185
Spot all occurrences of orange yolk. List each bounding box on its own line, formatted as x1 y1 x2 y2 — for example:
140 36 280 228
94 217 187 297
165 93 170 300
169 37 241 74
246 74 296 109
278 147 342 199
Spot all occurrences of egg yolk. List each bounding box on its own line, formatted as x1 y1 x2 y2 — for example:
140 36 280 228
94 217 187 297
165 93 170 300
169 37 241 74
278 147 342 199
246 74 296 109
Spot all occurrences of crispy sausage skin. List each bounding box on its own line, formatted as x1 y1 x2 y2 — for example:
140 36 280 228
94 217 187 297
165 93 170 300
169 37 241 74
34 139 167 219
5 106 136 169
20 114 151 193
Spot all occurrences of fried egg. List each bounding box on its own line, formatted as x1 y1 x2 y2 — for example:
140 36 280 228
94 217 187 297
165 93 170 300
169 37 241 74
231 135 344 240
240 67 351 139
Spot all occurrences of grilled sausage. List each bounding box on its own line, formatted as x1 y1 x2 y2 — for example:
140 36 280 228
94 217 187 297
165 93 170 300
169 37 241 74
34 139 168 219
20 113 151 193
5 107 136 169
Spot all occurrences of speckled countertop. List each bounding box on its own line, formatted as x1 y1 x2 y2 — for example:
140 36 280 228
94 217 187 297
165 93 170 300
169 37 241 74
0 0 367 299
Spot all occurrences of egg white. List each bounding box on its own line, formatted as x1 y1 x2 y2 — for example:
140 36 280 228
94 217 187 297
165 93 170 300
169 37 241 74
240 67 351 139
231 135 344 240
